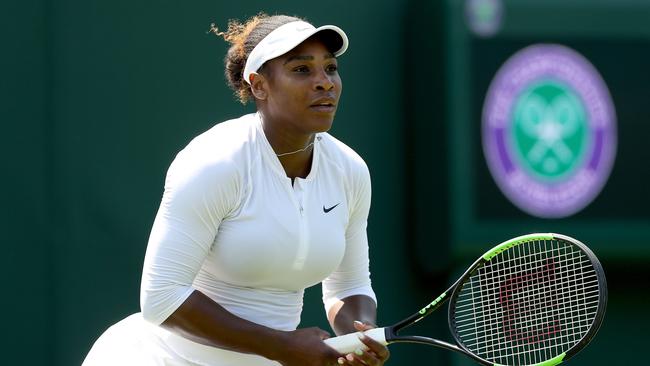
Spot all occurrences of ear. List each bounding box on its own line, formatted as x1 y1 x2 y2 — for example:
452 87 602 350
249 73 268 101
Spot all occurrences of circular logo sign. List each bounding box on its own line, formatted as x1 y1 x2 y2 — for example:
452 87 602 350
482 44 617 218
465 0 504 38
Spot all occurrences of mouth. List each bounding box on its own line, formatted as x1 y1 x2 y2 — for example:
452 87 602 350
310 97 337 113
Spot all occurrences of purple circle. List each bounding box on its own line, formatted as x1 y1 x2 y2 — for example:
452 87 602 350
482 44 617 218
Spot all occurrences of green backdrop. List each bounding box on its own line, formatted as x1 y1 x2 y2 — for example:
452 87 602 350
2 0 648 365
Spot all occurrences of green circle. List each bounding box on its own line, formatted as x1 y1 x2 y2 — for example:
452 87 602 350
510 80 590 182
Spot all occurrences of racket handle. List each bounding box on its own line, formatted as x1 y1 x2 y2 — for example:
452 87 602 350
323 328 388 354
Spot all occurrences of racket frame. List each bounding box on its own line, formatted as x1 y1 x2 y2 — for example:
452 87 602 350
387 233 607 365
446 233 607 365
326 233 607 366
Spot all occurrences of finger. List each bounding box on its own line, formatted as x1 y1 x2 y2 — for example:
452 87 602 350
344 350 371 366
358 335 390 361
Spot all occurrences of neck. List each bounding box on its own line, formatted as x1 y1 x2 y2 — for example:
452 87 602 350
260 118 313 152
259 113 315 179
278 150 314 180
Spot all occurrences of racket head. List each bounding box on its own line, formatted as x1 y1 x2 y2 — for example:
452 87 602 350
448 233 607 366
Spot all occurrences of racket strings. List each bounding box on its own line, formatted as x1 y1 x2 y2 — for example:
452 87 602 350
454 266 600 318
455 304 599 345
455 255 599 326
451 239 600 366
455 289 600 330
485 240 593 363
488 241 593 363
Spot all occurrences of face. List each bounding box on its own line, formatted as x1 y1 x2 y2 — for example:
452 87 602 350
255 37 342 136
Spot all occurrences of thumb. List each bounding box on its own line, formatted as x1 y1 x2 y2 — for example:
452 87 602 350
353 320 376 331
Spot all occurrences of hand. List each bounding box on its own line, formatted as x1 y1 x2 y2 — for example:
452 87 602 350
336 321 390 365
275 327 342 366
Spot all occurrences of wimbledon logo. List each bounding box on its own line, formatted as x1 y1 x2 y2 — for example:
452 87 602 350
482 44 617 218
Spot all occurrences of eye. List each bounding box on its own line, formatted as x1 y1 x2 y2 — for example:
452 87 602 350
292 65 310 73
326 64 338 73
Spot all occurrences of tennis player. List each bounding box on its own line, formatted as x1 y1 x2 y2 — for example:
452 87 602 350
82 13 389 366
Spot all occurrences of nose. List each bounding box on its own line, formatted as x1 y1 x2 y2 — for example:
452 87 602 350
314 70 335 91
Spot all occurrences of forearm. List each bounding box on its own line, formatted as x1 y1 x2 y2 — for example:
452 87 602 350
327 294 377 335
160 290 287 361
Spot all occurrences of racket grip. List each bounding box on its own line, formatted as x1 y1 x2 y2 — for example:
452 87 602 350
323 328 387 354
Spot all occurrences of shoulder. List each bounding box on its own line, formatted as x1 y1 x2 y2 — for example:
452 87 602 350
166 114 257 185
319 133 370 180
184 113 256 159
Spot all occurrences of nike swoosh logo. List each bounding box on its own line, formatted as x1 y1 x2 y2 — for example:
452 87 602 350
323 203 340 213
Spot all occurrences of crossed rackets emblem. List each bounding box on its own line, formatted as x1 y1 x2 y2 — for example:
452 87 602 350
515 90 585 176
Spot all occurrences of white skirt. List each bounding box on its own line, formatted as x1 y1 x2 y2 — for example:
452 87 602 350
82 313 281 366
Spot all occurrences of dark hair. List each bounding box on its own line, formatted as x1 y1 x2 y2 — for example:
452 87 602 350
209 13 304 104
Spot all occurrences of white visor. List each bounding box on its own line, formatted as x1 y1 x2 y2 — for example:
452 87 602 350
243 20 348 85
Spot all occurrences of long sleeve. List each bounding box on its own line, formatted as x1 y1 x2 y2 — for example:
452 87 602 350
321 159 376 313
140 147 241 325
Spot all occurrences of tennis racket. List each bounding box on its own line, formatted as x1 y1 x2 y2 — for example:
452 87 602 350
324 233 607 366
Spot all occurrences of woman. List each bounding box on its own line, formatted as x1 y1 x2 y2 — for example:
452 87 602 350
83 13 389 366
